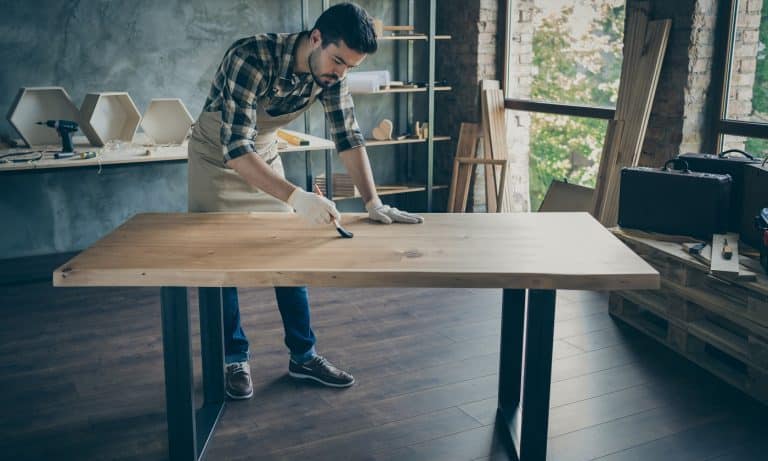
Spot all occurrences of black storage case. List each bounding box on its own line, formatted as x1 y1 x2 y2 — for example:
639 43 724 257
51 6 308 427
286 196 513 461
618 159 732 240
677 150 761 231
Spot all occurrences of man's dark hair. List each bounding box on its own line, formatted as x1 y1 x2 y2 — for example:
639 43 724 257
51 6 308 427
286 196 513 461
312 3 378 54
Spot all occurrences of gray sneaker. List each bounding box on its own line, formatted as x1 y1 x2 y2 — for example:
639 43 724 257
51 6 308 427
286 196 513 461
225 362 253 399
288 355 355 388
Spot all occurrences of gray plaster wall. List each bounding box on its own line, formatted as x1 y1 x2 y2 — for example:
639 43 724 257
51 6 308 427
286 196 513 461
0 0 410 259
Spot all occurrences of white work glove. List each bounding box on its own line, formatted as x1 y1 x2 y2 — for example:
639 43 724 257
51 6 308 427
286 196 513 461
287 188 341 226
365 197 424 224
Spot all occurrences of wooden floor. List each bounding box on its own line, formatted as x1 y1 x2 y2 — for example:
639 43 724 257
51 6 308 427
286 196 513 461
0 282 765 460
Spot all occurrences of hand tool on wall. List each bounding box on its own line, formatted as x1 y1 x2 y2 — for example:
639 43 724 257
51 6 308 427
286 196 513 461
313 183 353 238
36 120 78 157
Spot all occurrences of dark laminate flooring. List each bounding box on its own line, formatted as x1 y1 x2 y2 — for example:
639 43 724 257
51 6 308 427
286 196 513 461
0 283 765 460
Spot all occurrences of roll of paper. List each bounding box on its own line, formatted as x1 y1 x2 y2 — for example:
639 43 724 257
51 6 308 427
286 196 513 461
346 71 391 94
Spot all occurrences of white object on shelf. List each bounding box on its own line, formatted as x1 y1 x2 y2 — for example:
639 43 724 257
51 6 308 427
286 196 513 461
140 98 194 145
79 92 141 147
6 87 80 147
347 71 390 94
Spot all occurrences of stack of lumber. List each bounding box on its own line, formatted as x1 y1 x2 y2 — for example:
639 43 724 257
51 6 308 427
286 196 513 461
592 2 671 226
316 173 358 199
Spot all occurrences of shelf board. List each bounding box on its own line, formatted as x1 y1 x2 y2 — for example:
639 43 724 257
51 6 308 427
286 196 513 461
368 86 452 94
378 34 451 41
366 136 451 147
333 184 448 201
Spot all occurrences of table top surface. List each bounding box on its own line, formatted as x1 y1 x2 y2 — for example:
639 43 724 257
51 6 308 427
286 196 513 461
53 212 660 290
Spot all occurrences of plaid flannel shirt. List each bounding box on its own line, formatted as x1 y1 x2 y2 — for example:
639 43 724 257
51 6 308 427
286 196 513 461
203 32 365 161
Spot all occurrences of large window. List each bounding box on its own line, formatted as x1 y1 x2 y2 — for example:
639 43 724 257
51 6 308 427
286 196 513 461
714 0 768 158
505 0 625 210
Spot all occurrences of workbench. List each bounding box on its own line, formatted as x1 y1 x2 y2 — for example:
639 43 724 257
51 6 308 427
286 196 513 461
0 130 335 172
0 131 335 261
53 212 658 461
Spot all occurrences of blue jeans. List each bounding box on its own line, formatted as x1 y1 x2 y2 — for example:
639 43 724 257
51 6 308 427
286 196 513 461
215 286 317 364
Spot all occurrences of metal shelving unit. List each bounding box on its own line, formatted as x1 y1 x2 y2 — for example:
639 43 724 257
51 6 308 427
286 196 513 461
302 0 447 211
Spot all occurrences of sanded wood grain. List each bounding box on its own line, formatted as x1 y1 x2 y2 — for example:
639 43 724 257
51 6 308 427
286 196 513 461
53 212 659 290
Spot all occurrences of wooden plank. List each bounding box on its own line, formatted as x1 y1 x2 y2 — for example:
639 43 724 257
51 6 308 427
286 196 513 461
479 80 500 212
711 233 741 279
539 180 595 213
612 228 768 298
376 86 451 94
592 120 624 221
448 123 479 213
53 212 659 290
364 135 450 147
333 184 447 201
452 159 507 214
592 2 671 226
0 129 337 172
377 34 451 41
681 242 757 282
611 294 768 403
457 161 474 213
481 88 515 213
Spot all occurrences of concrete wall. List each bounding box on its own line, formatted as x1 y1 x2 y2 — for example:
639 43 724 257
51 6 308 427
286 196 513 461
0 0 420 259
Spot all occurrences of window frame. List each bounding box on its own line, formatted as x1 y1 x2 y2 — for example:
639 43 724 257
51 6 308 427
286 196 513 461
710 0 768 153
499 1 618 122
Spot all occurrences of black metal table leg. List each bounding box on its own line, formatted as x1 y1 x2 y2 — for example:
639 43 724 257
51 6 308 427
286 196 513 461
496 288 557 461
161 287 197 461
197 288 227 457
162 287 227 461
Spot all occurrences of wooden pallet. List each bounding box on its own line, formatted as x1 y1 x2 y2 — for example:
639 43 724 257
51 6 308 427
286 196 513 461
612 289 768 372
610 294 768 404
613 229 768 332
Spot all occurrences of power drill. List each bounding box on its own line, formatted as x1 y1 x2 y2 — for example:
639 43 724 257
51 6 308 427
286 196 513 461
36 120 78 157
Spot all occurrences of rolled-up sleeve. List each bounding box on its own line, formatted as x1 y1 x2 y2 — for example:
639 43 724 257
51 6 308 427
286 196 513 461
220 49 269 162
320 77 365 152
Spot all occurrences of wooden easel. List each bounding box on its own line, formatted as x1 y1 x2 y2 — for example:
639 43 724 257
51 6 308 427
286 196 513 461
448 122 508 213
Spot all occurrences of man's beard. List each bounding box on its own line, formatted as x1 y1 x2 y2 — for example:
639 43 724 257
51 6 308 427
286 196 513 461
308 48 339 89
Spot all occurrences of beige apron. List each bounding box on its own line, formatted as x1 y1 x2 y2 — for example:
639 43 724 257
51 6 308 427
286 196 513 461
188 104 311 213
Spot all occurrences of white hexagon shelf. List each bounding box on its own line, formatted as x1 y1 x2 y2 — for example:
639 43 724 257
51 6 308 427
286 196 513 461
6 87 80 147
79 92 141 147
140 98 194 145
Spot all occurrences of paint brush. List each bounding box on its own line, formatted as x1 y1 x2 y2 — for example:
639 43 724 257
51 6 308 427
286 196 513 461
313 184 354 238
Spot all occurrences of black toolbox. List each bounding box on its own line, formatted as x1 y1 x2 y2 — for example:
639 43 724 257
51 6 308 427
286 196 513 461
618 159 732 239
678 150 761 232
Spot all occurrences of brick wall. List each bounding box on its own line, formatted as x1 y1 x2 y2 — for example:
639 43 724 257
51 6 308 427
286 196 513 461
640 0 762 165
721 0 764 151
437 0 531 212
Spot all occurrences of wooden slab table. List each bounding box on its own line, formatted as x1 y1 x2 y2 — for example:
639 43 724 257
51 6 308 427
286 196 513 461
53 212 659 461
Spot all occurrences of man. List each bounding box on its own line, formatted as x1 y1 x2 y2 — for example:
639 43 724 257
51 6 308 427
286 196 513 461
188 3 424 400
